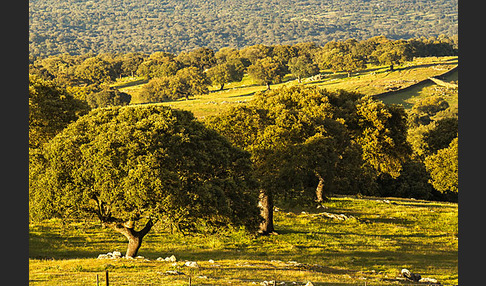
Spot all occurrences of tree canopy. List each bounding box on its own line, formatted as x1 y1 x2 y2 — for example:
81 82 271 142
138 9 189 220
29 105 261 256
29 74 89 149
206 85 411 233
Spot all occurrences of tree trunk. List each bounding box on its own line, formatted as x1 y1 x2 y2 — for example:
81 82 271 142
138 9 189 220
126 234 142 258
266 82 271 90
220 83 225 90
389 64 394 71
315 173 328 203
110 219 154 258
258 189 275 235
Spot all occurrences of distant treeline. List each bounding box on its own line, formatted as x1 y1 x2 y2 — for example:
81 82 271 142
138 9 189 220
29 0 458 57
29 35 457 104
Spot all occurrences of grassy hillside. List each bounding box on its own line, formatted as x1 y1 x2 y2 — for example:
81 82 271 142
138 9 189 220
118 56 458 118
29 195 458 285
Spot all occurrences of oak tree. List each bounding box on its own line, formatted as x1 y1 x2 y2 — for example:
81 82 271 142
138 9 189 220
29 105 261 257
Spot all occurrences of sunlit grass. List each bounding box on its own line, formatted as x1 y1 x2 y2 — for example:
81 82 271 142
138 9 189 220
114 56 457 119
29 196 457 285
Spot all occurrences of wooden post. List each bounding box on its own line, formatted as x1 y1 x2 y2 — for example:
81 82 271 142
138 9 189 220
105 270 109 286
188 276 192 286
96 274 99 286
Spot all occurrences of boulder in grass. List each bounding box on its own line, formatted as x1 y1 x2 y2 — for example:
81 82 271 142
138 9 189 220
166 255 177 262
184 261 199 268
401 268 421 282
112 251 122 258
419 277 439 284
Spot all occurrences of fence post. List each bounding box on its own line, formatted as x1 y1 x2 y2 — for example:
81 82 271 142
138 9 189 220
189 276 192 286
106 270 109 286
96 274 99 286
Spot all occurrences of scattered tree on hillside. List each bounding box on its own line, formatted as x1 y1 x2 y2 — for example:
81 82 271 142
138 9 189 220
288 55 320 83
176 67 211 99
118 52 146 77
74 56 117 85
86 87 131 109
29 106 262 257
176 47 216 70
247 57 286 90
371 40 413 71
315 40 366 77
140 67 210 102
136 52 182 79
207 59 245 90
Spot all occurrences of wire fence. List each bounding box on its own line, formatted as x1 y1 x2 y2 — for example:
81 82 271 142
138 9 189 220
29 270 458 286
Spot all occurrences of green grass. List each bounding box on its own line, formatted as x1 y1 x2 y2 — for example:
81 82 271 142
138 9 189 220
30 196 458 285
115 56 458 118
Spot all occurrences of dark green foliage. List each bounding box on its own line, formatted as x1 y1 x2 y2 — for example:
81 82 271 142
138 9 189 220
423 117 458 154
207 59 245 90
288 55 319 83
371 40 414 70
315 39 367 76
86 87 131 109
29 74 90 149
207 85 413 226
29 0 457 57
74 56 117 85
425 137 458 194
377 159 435 199
29 105 262 234
247 57 286 90
139 67 210 102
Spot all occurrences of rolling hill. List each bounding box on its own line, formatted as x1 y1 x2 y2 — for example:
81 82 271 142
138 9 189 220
29 0 458 57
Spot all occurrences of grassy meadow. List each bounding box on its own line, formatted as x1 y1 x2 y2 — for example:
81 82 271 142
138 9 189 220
30 56 459 285
115 56 458 118
30 196 458 285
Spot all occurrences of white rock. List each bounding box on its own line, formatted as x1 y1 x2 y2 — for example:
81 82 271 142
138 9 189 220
97 254 109 259
156 257 164 261
112 251 122 258
165 270 185 275
305 282 314 286
208 259 215 263
184 261 199 268
419 277 438 283
166 255 177 262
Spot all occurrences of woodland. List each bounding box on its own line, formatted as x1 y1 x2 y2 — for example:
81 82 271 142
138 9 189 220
28 1 459 283
30 35 458 258
29 0 458 57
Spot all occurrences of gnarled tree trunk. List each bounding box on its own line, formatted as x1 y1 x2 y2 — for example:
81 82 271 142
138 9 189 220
110 219 154 258
315 173 328 203
258 189 275 235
